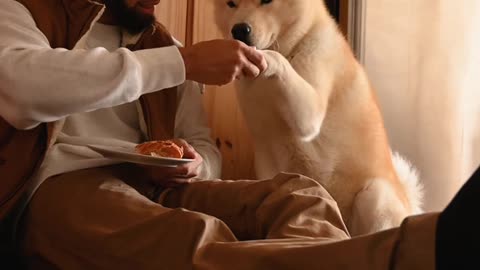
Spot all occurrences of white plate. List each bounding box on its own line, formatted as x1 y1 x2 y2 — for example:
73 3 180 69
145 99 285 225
87 144 194 167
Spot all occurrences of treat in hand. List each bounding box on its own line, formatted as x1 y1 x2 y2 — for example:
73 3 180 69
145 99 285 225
135 140 184 159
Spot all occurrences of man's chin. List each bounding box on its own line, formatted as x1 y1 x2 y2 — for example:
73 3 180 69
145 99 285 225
104 0 157 34
123 11 155 34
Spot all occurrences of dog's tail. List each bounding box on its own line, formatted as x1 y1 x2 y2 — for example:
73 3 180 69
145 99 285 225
391 152 424 215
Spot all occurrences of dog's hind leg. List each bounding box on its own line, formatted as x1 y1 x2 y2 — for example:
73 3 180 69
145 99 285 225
349 179 410 236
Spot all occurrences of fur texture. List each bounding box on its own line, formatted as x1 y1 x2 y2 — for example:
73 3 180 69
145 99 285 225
213 0 423 236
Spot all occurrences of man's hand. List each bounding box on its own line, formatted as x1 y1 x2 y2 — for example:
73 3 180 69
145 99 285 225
142 139 203 187
178 39 267 86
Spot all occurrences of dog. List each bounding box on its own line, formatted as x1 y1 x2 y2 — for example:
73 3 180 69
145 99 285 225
213 0 423 236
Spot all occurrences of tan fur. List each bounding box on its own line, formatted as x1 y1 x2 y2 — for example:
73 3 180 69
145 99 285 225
213 0 422 235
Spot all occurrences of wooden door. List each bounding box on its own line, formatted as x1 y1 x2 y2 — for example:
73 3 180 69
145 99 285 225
155 0 188 45
155 0 350 180
325 0 350 36
193 0 257 180
155 0 256 180
189 0 351 180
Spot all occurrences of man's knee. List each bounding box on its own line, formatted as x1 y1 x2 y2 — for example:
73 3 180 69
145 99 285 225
270 172 334 200
254 173 347 239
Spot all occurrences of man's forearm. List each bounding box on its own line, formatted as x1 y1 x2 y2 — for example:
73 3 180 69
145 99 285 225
0 0 185 129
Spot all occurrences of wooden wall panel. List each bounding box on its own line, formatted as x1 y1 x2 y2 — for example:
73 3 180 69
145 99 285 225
339 0 350 37
155 0 188 44
193 0 256 180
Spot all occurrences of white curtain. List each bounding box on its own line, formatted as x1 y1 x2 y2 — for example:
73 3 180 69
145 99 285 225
363 0 480 211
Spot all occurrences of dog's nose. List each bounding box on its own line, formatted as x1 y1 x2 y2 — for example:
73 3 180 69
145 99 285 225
231 23 252 45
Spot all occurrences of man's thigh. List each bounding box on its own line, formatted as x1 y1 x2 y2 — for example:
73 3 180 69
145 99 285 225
20 166 236 270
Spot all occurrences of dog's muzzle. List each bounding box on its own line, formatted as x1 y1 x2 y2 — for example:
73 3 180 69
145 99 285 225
231 23 253 46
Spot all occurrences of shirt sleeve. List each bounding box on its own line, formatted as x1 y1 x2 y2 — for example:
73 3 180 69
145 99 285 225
174 81 222 179
0 0 185 130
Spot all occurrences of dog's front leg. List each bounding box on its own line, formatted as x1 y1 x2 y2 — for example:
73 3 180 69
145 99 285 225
260 50 327 141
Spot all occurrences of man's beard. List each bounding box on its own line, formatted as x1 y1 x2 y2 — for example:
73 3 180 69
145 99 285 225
104 0 156 34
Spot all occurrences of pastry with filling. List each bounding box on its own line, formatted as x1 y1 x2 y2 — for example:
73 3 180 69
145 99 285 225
135 140 184 159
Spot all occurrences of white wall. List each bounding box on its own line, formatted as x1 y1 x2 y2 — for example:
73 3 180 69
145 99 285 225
363 0 480 211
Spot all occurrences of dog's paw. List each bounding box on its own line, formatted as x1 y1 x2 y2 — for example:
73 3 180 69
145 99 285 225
260 50 288 78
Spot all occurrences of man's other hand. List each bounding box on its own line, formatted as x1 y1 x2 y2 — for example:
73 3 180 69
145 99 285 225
142 139 203 187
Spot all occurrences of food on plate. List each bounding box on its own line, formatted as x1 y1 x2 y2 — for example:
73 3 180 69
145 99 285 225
135 140 184 159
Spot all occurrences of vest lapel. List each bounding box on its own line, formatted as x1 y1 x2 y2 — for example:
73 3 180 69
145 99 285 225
126 23 178 141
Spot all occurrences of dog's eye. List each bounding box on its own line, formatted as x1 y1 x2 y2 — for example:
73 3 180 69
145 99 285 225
260 0 273 5
227 1 237 8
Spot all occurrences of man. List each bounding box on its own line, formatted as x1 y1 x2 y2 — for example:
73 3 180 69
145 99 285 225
0 0 266 223
0 0 477 269
0 0 266 263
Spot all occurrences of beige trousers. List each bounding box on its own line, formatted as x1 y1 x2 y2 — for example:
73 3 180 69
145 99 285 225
20 165 437 269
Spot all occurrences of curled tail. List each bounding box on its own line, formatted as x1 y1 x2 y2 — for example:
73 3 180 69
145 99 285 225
391 152 424 215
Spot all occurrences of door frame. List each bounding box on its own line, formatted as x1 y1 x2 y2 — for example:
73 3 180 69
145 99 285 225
347 0 367 63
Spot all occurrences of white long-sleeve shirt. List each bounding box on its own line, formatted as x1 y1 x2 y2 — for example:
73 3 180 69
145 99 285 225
0 0 221 186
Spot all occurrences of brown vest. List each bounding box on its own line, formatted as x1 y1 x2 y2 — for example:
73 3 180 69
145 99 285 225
0 0 178 220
